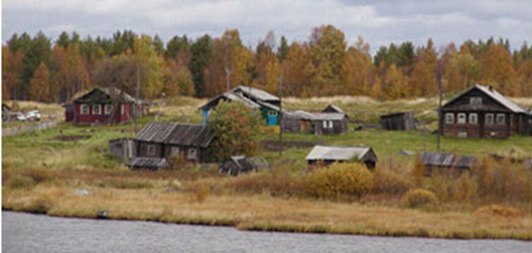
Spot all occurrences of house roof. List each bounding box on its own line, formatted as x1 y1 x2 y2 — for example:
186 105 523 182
322 105 345 114
311 113 347 121
234 86 279 102
443 84 526 113
420 152 477 169
127 157 169 169
284 110 315 120
306 145 375 161
73 87 138 104
136 122 214 148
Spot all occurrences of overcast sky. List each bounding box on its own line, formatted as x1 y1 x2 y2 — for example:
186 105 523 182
2 0 532 54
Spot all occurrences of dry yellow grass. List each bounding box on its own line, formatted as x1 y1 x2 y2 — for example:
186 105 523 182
3 185 532 240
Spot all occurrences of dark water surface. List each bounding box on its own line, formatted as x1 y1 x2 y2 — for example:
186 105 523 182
2 211 531 253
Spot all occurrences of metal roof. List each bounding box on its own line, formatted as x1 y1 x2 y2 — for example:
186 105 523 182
306 145 374 161
234 86 280 101
127 157 169 169
284 110 315 120
322 105 345 114
311 113 347 121
420 152 477 169
444 84 525 113
74 87 138 104
136 122 214 148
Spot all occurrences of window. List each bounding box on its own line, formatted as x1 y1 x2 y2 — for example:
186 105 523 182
104 104 114 115
497 114 506 125
469 113 478 124
147 145 156 156
322 121 327 128
268 111 278 116
470 97 482 105
445 113 455 124
328 121 333 128
120 104 125 115
323 121 333 129
486 114 494 125
457 113 466 124
187 148 197 160
92 104 102 115
80 104 90 115
171 147 180 157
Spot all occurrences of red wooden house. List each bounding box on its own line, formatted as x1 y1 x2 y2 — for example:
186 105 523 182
64 87 146 125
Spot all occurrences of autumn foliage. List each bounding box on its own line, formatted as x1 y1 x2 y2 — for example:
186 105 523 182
3 28 532 103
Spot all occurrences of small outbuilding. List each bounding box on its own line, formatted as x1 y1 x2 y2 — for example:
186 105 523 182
310 105 349 135
420 152 477 175
281 110 315 133
305 145 378 169
218 156 269 176
109 138 137 162
380 111 416 131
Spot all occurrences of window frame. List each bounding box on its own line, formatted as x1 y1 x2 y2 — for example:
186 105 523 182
80 104 90 115
470 97 482 106
187 148 197 160
486 113 494 125
328 120 333 128
147 144 156 156
497 114 506 125
268 111 278 116
92 104 102 115
469 113 478 124
457 113 466 124
104 104 114 115
445 113 455 124
171 147 180 157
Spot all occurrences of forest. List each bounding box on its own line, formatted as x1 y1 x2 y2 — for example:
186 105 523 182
2 25 532 103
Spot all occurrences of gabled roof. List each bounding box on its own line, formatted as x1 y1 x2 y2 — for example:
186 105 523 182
306 145 376 162
136 122 214 148
200 91 262 110
420 152 477 169
443 84 525 113
234 86 279 102
311 113 347 121
284 110 315 120
73 87 138 104
322 105 345 114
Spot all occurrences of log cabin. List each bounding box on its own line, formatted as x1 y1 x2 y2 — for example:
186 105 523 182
440 84 531 138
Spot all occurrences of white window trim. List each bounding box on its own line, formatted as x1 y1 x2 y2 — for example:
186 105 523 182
171 147 180 157
92 104 102 115
469 113 478 124
457 113 466 124
497 114 506 125
147 145 156 156
120 104 125 115
268 111 278 116
187 148 197 160
486 114 494 125
470 97 482 105
80 104 90 115
445 113 454 124
104 104 114 115
328 120 333 128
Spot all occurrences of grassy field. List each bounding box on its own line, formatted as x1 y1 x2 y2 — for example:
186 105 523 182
3 96 532 240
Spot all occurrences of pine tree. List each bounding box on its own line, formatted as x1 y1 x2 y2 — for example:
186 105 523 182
30 62 51 102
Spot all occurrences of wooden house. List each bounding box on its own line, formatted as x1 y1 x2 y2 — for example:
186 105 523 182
420 152 477 176
64 87 148 125
440 84 530 138
200 86 281 126
380 111 416 131
135 122 215 164
305 145 378 169
109 138 137 162
281 110 314 133
218 156 269 176
310 105 349 135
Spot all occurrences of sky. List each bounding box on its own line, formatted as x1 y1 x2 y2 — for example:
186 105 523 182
2 0 532 54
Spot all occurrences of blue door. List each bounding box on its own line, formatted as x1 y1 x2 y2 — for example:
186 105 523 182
202 109 209 125
267 111 278 126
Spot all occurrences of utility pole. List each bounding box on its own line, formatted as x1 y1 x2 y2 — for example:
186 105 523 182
437 70 443 151
278 73 283 157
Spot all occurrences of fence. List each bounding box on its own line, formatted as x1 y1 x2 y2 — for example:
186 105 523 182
2 120 58 137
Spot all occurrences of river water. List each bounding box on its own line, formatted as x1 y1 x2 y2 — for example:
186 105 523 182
2 211 531 253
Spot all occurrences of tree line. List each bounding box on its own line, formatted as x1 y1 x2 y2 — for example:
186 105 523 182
3 25 532 103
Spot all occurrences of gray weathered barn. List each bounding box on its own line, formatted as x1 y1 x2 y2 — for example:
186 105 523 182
135 122 215 164
440 84 531 138
218 156 269 176
380 111 416 131
109 138 137 162
305 145 378 169
281 110 314 133
420 152 477 175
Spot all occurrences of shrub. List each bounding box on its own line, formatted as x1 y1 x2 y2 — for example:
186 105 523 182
372 165 413 195
190 184 209 203
7 175 36 189
302 163 374 199
225 167 302 197
403 189 438 208
27 195 54 214
21 167 54 184
412 153 425 188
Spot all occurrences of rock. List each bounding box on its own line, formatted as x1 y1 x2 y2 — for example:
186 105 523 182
97 210 109 219
74 189 90 196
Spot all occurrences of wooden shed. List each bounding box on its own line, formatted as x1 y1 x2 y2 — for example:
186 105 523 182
218 156 269 176
310 105 349 135
135 122 215 164
305 145 378 169
420 152 477 176
440 84 530 138
281 110 314 133
380 111 416 131
109 138 137 162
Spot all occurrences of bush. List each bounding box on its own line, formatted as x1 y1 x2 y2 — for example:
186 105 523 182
372 165 413 195
412 153 425 188
225 167 302 197
190 184 209 203
403 189 438 208
21 167 54 184
474 205 526 219
302 163 374 199
27 195 54 214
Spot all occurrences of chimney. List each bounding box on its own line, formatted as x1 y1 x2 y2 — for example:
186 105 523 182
488 86 494 92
